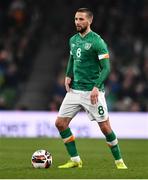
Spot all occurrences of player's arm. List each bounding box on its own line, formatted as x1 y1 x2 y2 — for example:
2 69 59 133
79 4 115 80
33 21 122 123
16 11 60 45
91 58 110 104
95 38 110 89
95 58 110 89
66 53 74 78
65 51 74 92
90 38 110 104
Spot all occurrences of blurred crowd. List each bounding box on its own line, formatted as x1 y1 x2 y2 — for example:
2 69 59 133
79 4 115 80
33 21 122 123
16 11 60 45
48 0 148 112
0 0 43 109
0 0 147 112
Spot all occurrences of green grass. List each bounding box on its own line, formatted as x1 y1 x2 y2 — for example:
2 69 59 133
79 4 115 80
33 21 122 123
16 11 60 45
0 138 148 179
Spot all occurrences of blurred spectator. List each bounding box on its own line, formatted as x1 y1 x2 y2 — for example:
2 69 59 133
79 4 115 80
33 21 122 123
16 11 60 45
49 73 66 111
0 0 43 109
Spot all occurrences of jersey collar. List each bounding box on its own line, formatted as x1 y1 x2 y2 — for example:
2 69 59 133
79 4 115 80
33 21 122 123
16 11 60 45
79 30 92 38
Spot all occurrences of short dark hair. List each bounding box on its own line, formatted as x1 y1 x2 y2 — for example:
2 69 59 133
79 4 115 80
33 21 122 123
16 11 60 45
76 8 93 19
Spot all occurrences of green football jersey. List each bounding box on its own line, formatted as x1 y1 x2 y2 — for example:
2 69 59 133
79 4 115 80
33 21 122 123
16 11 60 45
66 31 110 91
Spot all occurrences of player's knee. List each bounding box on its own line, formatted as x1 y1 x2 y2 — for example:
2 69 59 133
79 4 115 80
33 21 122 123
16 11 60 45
55 118 67 131
55 118 63 130
101 125 111 135
99 119 112 135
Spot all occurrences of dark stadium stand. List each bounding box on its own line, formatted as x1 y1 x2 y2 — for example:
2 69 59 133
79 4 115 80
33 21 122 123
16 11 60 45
0 0 147 111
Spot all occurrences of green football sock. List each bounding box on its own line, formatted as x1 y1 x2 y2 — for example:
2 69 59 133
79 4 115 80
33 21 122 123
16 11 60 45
106 131 122 160
60 128 78 157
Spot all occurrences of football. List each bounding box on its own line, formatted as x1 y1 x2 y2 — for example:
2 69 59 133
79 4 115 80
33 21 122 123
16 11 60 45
31 150 52 168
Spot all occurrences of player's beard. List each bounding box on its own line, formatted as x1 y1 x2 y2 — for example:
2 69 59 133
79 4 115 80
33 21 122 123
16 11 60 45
76 26 87 34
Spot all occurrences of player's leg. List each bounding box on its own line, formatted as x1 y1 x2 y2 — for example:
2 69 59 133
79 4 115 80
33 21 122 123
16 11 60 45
98 119 127 169
95 92 127 169
83 91 127 169
55 117 82 168
55 91 82 168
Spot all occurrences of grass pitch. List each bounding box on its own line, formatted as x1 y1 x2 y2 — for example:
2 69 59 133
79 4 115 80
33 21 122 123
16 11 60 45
0 138 148 179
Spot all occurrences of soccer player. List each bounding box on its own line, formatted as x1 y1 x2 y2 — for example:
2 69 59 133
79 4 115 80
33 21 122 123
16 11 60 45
55 8 127 169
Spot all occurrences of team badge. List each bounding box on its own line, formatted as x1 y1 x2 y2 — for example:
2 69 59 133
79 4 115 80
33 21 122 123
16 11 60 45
84 43 92 50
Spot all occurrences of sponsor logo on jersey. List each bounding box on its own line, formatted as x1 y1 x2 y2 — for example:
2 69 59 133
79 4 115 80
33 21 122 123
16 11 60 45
84 43 92 50
71 43 75 48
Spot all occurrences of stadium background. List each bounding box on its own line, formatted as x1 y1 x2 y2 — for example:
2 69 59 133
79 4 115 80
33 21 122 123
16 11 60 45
0 0 147 111
0 0 148 179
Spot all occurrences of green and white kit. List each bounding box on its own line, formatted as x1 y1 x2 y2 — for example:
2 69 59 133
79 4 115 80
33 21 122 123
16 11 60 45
59 31 110 122
58 89 108 122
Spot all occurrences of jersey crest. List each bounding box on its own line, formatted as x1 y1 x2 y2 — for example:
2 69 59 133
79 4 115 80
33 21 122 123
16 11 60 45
84 43 92 50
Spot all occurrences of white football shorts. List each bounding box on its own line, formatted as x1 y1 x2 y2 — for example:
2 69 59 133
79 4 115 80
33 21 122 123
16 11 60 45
58 89 109 122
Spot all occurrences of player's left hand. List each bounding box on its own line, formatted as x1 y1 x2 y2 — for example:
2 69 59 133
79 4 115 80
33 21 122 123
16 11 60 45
90 87 99 105
65 77 71 92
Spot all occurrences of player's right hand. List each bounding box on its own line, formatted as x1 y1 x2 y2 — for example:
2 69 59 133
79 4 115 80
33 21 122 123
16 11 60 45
65 77 71 92
90 87 99 105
